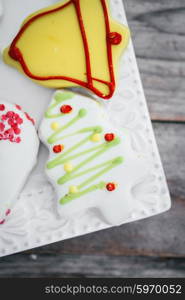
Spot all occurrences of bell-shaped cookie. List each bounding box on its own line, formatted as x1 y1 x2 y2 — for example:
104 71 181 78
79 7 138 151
3 0 129 99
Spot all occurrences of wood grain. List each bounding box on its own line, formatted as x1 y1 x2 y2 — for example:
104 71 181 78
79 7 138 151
154 123 185 200
124 0 185 121
0 254 185 278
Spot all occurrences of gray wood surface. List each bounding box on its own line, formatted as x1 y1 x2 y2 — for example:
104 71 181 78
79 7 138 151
124 0 185 121
1 254 185 278
0 0 184 278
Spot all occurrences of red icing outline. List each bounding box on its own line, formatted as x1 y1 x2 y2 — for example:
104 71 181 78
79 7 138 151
0 210 11 225
8 0 122 99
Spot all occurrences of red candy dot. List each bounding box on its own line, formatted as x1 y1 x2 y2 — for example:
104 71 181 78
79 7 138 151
104 133 115 142
106 182 116 192
0 104 5 111
107 32 122 45
53 145 64 153
0 122 5 132
60 105 73 114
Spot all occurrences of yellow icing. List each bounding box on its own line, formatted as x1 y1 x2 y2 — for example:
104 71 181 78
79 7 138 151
51 122 60 131
69 185 79 194
91 133 101 142
3 0 130 97
64 162 74 172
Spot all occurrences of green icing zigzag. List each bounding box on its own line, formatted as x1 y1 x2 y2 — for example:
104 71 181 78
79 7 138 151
45 91 124 204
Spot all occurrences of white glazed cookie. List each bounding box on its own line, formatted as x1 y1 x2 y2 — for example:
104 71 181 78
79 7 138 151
0 101 39 224
39 90 149 225
0 0 3 18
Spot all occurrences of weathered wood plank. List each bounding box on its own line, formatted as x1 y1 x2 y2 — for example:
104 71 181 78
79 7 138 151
154 123 185 200
124 0 185 17
123 0 185 121
138 59 185 121
0 254 185 278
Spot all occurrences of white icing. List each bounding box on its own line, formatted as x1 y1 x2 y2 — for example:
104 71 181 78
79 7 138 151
0 0 55 125
0 0 3 18
0 101 39 222
39 91 150 225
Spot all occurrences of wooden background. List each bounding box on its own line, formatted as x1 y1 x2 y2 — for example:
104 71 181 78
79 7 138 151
0 0 185 278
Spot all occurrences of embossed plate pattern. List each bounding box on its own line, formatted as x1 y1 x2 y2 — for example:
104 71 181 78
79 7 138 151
0 0 171 257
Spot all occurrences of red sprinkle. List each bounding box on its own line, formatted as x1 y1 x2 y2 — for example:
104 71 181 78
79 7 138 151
1 115 7 121
15 137 21 143
6 209 11 216
0 104 5 111
0 108 23 143
14 113 20 120
60 105 73 114
15 104 22 110
107 32 122 45
0 122 5 132
0 219 5 225
8 128 14 135
106 182 116 192
53 144 64 153
14 127 21 135
8 118 15 126
17 117 23 125
105 133 115 142
6 111 15 118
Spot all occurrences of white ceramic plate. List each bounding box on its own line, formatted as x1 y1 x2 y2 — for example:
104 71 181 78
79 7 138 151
0 0 171 257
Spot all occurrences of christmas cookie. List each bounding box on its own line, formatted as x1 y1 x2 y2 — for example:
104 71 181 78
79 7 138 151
0 102 39 224
39 90 147 225
3 0 129 99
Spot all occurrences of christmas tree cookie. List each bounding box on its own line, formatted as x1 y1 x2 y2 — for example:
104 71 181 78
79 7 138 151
39 90 142 224
0 101 39 224
3 0 129 99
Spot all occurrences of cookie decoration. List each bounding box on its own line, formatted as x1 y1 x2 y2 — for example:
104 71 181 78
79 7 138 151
3 0 130 99
39 90 141 225
0 101 39 224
